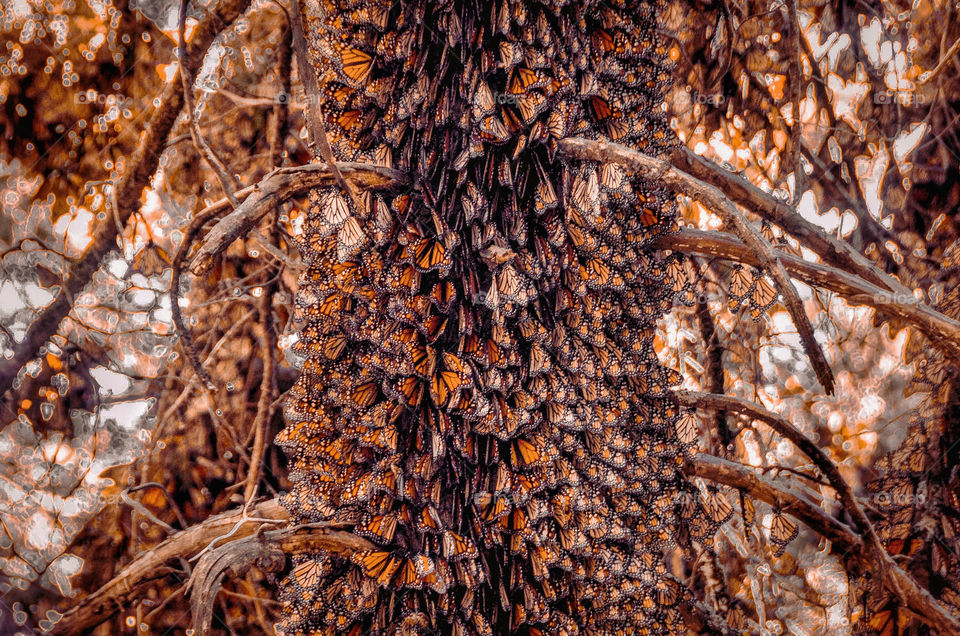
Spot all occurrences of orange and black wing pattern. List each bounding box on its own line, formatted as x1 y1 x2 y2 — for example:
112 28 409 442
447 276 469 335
276 0 694 634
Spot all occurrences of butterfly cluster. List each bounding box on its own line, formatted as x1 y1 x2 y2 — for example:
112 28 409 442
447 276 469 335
857 241 960 635
276 0 713 633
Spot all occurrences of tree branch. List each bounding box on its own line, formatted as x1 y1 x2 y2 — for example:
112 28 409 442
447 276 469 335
0 0 253 397
188 162 408 275
188 524 374 635
559 137 835 394
683 396 960 635
658 228 960 361
50 499 289 636
685 453 861 552
672 146 909 296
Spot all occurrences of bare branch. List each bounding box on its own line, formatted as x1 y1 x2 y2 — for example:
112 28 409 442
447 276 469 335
678 391 852 508
685 453 861 551
683 396 960 635
188 163 408 275
50 499 289 636
0 0 254 396
179 0 241 208
673 146 909 297
658 228 960 361
918 34 960 86
559 137 835 394
188 524 374 634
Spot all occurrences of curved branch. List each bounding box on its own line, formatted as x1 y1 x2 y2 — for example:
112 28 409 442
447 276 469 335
0 0 254 396
672 146 909 296
50 499 289 636
678 391 855 513
685 396 960 635
559 137 835 394
658 228 960 361
188 163 408 275
188 524 374 634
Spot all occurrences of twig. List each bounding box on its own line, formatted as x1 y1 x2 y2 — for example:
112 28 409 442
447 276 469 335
559 137 836 394
678 391 849 504
179 0 241 208
241 27 291 503
0 0 254 396
685 453 860 551
694 294 731 450
787 0 804 200
126 482 189 531
170 205 231 390
657 228 960 361
919 34 960 86
243 238 279 504
681 394 960 635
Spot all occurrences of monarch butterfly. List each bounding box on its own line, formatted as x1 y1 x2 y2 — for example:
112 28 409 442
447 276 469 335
356 512 398 543
675 411 699 445
510 436 552 468
528 343 552 376
477 115 511 143
349 381 380 409
410 236 450 273
495 265 533 304
320 191 353 229
292 557 329 589
393 376 424 408
499 41 524 68
442 531 478 560
728 265 753 301
571 170 601 216
516 93 548 124
750 276 778 316
349 4 390 29
769 510 799 556
430 352 469 407
380 262 420 293
337 216 368 262
410 343 437 379
335 109 365 135
605 116 636 141
331 43 374 85
702 488 733 525
430 280 456 312
350 550 402 587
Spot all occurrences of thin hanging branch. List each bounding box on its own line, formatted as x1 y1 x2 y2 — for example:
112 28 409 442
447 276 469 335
242 21 293 504
559 137 836 394
179 0 241 208
169 204 233 391
0 0 254 397
289 0 365 213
